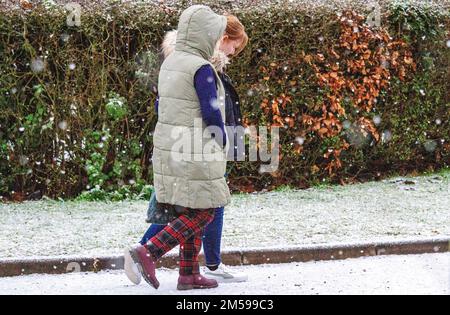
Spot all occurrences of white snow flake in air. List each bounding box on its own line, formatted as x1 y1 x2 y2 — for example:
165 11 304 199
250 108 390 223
58 121 68 130
10 87 17 94
210 98 220 110
373 115 382 125
19 127 25 132
435 119 441 125
381 130 392 143
343 120 352 130
207 76 214 83
419 89 425 96
31 58 45 73
381 60 390 69
295 137 305 145
68 63 76 70
424 140 437 152
60 33 70 43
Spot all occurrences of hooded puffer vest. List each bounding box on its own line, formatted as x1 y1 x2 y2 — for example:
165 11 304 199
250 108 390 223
152 5 231 209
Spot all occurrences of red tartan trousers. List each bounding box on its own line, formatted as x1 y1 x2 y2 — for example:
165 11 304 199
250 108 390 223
145 207 215 276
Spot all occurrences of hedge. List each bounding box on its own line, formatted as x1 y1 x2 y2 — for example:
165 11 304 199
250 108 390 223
0 0 449 201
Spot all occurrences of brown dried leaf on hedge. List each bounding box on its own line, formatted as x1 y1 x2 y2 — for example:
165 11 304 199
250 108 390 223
297 10 416 175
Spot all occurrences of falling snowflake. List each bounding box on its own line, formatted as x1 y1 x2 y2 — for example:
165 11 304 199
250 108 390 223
68 63 76 70
381 60 390 69
10 87 17 94
60 33 70 43
424 140 437 152
447 40 450 48
343 120 352 130
210 98 220 110
419 89 425 96
31 58 45 73
295 137 305 145
19 127 25 132
373 115 382 125
435 119 442 125
207 76 214 83
58 121 68 130
381 130 392 143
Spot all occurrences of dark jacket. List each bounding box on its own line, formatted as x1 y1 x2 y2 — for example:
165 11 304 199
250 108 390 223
219 72 243 161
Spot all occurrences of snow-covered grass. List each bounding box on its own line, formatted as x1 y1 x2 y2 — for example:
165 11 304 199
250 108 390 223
0 253 448 295
0 171 449 259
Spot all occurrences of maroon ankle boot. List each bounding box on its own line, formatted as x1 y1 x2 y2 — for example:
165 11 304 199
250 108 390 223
177 274 219 290
128 245 160 289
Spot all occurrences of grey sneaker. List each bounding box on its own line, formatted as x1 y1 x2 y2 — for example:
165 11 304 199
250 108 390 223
203 264 248 283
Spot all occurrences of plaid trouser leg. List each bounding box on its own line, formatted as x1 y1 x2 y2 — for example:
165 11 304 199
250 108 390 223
145 208 214 272
179 233 204 276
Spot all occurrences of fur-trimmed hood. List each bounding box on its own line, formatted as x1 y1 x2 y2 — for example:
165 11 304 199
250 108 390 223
161 30 230 73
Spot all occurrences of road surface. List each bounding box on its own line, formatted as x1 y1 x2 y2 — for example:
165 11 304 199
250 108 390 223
0 253 448 295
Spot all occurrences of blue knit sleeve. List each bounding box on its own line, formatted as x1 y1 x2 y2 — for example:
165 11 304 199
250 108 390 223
194 65 226 148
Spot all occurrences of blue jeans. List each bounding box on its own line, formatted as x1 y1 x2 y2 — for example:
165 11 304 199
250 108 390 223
140 207 224 266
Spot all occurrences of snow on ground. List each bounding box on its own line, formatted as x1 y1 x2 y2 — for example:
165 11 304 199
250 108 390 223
0 171 449 258
0 253 448 295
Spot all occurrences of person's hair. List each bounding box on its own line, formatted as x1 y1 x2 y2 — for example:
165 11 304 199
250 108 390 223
224 14 249 56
